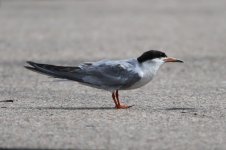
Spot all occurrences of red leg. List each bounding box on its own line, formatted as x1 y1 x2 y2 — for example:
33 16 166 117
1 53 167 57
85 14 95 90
112 92 118 108
116 90 120 107
115 90 131 109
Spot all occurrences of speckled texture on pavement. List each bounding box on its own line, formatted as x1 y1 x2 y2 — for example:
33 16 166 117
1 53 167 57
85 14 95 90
0 0 226 149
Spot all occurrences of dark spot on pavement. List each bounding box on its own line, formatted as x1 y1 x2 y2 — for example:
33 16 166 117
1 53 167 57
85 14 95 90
165 107 196 111
0 99 14 103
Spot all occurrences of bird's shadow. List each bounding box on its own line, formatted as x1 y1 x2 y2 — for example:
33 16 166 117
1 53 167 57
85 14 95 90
0 148 76 150
8 106 116 110
3 104 196 111
38 106 116 110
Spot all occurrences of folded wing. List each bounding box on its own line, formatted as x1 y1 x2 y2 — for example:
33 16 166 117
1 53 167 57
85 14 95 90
25 60 141 90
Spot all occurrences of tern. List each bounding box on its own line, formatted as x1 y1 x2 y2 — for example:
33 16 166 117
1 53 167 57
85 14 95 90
25 50 183 109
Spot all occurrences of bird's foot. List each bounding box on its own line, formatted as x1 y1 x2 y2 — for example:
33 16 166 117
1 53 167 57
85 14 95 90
115 104 133 109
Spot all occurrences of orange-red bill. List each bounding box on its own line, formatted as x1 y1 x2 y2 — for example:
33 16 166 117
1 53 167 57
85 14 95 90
164 57 183 63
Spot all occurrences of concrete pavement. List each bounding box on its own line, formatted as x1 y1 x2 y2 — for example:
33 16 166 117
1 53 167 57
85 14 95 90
0 0 226 149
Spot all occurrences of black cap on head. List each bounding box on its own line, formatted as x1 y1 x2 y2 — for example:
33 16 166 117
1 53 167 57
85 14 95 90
137 50 167 63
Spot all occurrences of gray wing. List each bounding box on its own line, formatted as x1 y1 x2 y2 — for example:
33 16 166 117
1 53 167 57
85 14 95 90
25 60 141 91
75 60 141 90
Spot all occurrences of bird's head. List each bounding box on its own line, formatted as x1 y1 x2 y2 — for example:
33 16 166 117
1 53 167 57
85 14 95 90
137 50 183 65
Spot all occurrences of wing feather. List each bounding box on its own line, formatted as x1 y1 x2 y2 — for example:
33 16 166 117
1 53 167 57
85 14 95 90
76 60 141 90
25 59 141 90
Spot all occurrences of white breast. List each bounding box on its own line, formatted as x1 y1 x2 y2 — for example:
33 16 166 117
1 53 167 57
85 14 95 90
128 59 164 89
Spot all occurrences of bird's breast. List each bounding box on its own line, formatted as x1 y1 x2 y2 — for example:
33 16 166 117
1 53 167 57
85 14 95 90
127 69 155 90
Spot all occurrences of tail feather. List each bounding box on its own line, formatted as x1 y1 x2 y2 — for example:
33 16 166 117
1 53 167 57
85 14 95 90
25 61 83 82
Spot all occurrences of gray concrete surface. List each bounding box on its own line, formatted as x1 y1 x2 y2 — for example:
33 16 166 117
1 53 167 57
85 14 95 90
0 0 226 149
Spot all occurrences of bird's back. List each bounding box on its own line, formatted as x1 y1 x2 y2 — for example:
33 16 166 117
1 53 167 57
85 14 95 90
75 59 142 91
25 59 142 91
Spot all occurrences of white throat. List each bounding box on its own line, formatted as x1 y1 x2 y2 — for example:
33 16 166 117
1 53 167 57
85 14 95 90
141 59 164 76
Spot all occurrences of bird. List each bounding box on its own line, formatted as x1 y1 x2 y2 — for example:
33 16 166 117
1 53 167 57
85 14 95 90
25 50 183 109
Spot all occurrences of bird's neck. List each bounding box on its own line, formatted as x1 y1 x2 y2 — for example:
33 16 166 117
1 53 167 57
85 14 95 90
140 60 163 77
